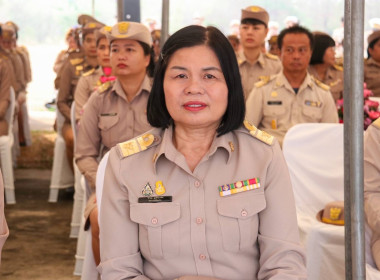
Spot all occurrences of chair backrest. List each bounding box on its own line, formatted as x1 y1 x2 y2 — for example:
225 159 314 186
6 87 16 136
96 151 110 221
282 123 344 217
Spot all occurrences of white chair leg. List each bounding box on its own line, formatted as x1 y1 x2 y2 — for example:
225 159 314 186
70 167 85 238
21 102 32 146
48 136 74 202
0 140 15 204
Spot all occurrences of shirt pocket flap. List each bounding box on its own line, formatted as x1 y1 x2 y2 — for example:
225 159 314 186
263 104 286 116
98 115 119 131
217 192 266 219
130 203 181 227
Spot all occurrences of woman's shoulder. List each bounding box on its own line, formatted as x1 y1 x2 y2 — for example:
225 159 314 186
234 120 276 147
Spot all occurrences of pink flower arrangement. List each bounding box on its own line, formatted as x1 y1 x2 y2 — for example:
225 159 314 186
336 83 380 129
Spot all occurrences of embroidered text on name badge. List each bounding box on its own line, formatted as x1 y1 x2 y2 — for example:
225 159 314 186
218 178 260 197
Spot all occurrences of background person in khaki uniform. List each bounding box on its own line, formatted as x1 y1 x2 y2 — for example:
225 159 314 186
238 6 282 100
365 30 380 97
246 25 339 146
0 169 9 264
75 21 154 266
57 15 103 172
0 47 11 136
74 26 114 123
99 25 306 280
309 32 343 103
364 118 380 270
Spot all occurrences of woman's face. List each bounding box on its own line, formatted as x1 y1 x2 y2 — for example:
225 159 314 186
323 46 336 66
82 33 97 58
163 45 228 131
110 39 149 77
96 37 111 68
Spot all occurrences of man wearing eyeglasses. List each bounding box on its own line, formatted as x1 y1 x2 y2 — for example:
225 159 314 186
245 25 339 146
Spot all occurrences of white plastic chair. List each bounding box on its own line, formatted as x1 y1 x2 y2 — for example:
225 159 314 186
70 103 86 238
48 108 74 202
21 100 32 146
1 88 16 204
283 123 345 280
80 151 109 280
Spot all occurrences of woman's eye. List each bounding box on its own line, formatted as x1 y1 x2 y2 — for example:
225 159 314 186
205 74 215 79
176 74 186 79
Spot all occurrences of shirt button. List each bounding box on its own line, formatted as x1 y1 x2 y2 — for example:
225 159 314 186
199 254 206 260
241 209 248 217
194 181 201 188
196 217 203 224
151 217 158 224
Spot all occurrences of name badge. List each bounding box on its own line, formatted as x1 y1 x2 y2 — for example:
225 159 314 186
267 101 282 105
218 178 260 197
138 196 172 203
100 113 118 116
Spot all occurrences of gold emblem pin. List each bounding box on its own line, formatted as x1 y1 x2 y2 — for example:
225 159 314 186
118 22 130 34
104 26 112 32
271 91 278 97
155 181 166 195
142 183 154 196
88 22 97 28
250 6 262 12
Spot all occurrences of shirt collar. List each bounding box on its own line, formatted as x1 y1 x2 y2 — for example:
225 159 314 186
152 125 234 174
238 51 265 68
112 75 152 102
275 71 314 93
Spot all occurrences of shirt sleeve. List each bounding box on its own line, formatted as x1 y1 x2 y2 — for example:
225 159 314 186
364 124 380 234
75 92 102 190
98 149 150 280
0 61 11 120
245 86 264 127
321 90 339 123
57 62 74 122
257 141 307 280
74 76 92 123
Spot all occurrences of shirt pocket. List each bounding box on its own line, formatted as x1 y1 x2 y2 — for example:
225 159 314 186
217 192 266 252
98 115 119 146
263 102 286 117
302 105 323 122
130 202 181 259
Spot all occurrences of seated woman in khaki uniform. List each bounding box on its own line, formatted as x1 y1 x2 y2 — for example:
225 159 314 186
99 25 307 280
309 32 343 103
75 21 154 266
0 169 9 264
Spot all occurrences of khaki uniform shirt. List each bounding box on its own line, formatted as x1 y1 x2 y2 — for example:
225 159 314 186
75 77 152 189
308 64 344 102
99 124 307 280
74 67 103 122
16 46 32 84
0 56 11 121
246 72 339 146
365 58 380 97
364 118 380 238
0 48 17 94
0 169 9 264
238 51 282 100
57 57 96 123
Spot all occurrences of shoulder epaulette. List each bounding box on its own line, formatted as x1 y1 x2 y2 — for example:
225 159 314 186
70 58 84 66
98 81 113 93
117 133 157 159
68 48 81 54
82 68 95 77
254 76 271 88
243 120 274 145
333 64 343 71
313 77 330 91
265 52 279 60
372 118 380 129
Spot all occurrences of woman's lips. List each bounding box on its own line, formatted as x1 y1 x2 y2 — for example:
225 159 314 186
183 101 207 111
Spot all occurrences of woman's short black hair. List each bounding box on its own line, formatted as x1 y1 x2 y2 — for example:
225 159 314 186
147 25 245 136
367 37 380 59
137 41 155 77
278 25 314 51
310 33 335 65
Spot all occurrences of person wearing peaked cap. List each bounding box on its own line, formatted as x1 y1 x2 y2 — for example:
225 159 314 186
365 30 380 97
0 40 12 138
238 6 282 100
56 15 103 172
309 32 344 102
75 21 155 266
74 26 113 124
